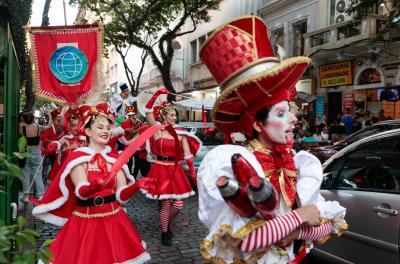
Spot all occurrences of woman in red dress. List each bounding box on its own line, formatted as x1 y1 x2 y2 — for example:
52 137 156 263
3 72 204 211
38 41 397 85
32 102 155 264
144 89 201 246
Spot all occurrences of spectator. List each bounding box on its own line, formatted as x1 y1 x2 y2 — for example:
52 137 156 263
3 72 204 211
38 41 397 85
313 126 329 143
341 108 354 135
295 129 306 143
303 130 317 143
377 109 387 122
19 112 52 202
362 111 372 127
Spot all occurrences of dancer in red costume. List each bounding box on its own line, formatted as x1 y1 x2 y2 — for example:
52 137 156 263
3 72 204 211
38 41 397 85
32 102 155 264
41 109 62 166
197 16 347 264
144 89 201 246
121 105 145 178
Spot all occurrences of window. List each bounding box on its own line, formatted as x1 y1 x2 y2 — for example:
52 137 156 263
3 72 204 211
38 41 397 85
292 21 307 56
198 35 206 50
190 40 197 63
328 138 400 193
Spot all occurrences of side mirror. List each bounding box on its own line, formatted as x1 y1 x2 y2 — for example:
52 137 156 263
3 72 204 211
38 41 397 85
321 173 332 189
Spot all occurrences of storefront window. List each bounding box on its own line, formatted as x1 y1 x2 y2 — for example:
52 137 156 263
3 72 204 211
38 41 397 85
359 68 381 85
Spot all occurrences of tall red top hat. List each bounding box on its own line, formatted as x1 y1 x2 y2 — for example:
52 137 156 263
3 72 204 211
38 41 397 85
200 16 311 137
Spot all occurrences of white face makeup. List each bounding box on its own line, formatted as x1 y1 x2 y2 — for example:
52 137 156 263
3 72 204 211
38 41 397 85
85 117 111 146
259 101 298 145
162 109 176 126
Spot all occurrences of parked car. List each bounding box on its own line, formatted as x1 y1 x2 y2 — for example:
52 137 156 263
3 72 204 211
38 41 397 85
311 128 400 264
310 120 400 162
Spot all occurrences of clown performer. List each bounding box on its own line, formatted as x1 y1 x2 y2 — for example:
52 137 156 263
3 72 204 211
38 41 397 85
43 106 87 181
32 102 155 264
111 83 137 116
144 90 202 246
120 105 145 178
197 16 347 264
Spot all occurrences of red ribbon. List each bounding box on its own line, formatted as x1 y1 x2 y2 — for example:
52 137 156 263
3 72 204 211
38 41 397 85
90 153 108 174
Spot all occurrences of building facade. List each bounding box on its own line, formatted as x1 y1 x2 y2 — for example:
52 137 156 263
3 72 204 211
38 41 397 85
304 0 400 122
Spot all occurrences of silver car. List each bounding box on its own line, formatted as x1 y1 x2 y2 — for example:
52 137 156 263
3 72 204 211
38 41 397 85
314 129 400 264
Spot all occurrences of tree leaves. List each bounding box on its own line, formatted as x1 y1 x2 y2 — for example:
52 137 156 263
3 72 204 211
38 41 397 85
70 0 222 92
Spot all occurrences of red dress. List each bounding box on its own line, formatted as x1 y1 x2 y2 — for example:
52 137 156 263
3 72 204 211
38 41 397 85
32 147 150 264
144 136 195 200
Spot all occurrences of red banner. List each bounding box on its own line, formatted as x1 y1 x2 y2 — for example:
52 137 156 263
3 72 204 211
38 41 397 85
29 24 103 104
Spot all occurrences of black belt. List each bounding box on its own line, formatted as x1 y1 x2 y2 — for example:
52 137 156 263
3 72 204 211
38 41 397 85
156 156 175 161
77 194 116 207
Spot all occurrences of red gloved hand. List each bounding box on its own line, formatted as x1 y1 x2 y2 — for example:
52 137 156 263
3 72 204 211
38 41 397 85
185 156 197 186
43 141 59 155
119 178 157 202
76 178 105 198
145 88 170 110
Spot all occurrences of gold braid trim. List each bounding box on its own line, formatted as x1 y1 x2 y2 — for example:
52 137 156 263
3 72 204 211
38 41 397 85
247 139 272 154
316 217 349 245
199 218 274 264
72 206 122 218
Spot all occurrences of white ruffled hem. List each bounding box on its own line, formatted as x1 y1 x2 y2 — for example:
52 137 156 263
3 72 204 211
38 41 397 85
141 189 195 200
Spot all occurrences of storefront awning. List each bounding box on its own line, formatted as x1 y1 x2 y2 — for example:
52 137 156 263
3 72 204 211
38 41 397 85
174 98 215 110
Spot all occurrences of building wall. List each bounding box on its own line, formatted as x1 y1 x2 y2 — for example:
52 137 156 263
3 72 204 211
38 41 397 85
183 0 262 92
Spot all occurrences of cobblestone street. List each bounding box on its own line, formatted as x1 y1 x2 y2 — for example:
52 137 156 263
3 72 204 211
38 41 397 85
33 190 210 264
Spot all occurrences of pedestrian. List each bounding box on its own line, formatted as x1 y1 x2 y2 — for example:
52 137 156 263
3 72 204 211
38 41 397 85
341 108 354 135
19 112 52 202
143 88 201 246
31 102 154 264
196 16 347 264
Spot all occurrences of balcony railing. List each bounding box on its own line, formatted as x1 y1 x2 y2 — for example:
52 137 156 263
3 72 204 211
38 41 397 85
304 15 388 56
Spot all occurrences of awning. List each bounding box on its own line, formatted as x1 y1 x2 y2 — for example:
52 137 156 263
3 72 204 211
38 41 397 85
174 98 215 110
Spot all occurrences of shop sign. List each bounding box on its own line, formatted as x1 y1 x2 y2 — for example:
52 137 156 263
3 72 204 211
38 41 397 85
342 92 354 112
315 95 325 117
319 61 353 88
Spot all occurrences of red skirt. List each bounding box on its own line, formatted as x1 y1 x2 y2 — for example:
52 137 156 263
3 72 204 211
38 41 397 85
143 162 195 200
46 208 150 264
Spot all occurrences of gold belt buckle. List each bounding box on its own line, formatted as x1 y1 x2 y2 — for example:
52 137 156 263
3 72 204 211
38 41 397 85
93 196 105 206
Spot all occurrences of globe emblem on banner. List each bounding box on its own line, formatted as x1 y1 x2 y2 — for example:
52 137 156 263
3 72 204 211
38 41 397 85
49 46 89 83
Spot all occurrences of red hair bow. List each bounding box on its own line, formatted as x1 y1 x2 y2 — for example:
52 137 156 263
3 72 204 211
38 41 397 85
80 102 111 129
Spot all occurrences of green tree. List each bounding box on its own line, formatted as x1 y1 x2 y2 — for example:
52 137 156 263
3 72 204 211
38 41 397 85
0 152 53 263
71 0 222 94
347 0 400 39
1 0 35 111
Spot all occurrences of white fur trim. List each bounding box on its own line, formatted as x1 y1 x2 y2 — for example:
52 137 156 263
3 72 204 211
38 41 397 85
174 128 203 157
141 189 195 200
74 181 90 200
144 108 153 113
32 155 92 226
33 146 135 227
116 185 129 204
112 126 125 136
64 134 74 139
79 135 86 141
50 141 61 151
184 154 193 160
119 251 151 264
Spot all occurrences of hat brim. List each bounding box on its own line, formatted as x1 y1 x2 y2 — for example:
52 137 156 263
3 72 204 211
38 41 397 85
212 56 311 134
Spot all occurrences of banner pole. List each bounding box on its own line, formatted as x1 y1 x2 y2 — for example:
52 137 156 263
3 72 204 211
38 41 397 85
63 0 67 25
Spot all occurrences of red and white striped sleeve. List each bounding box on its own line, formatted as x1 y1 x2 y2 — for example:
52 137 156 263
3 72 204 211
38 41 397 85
238 211 302 253
298 222 333 241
